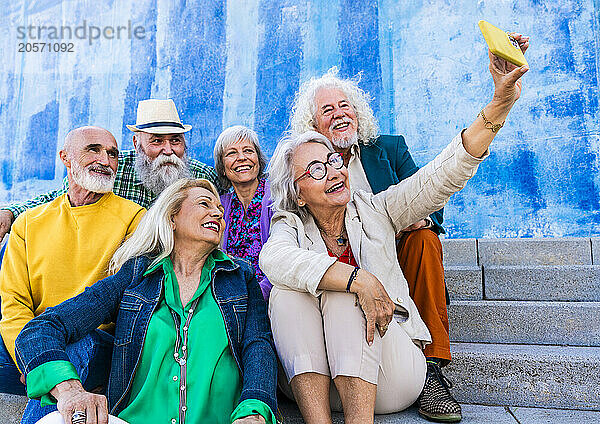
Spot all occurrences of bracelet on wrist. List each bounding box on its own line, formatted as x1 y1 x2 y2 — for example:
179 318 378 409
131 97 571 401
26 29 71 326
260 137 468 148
479 109 504 133
346 267 360 292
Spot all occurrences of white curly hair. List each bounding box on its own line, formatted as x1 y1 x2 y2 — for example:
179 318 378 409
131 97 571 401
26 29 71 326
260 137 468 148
289 67 380 145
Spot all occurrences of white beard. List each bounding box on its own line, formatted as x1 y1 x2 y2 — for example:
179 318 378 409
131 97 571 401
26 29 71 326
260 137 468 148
70 160 115 193
330 130 359 149
329 118 359 149
134 146 191 195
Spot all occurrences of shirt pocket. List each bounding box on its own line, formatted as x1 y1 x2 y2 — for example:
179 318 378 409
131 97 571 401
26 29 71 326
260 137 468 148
114 294 143 346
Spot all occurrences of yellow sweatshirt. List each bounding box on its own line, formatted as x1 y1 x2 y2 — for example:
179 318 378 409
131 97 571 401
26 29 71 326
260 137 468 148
0 192 145 364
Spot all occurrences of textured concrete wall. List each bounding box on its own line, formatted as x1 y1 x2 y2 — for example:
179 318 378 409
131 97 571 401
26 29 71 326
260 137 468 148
0 0 599 238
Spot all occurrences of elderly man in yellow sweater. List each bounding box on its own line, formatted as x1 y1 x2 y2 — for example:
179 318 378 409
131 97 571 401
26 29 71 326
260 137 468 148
0 126 145 423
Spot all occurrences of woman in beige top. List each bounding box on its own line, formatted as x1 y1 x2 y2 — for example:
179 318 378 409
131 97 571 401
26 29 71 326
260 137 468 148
260 40 529 424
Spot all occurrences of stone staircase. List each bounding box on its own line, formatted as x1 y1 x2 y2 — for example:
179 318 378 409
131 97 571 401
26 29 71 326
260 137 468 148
442 237 600 411
2 237 600 423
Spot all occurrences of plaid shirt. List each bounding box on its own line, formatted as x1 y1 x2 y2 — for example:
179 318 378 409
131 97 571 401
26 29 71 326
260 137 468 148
3 150 219 217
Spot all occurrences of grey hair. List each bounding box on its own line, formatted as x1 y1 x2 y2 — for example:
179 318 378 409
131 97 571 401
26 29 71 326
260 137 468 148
289 66 380 144
213 125 267 190
268 130 334 219
109 178 220 273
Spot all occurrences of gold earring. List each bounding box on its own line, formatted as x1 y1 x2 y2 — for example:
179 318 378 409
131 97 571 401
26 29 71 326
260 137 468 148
298 200 305 207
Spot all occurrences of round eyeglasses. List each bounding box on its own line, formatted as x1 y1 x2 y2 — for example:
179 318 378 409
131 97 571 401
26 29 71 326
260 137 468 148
294 152 344 183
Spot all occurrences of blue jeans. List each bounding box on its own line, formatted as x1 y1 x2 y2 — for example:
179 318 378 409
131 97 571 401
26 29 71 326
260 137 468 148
0 336 26 395
1 329 114 424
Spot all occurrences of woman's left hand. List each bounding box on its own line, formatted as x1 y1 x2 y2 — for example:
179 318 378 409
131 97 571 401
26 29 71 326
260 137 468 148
489 32 530 106
233 414 266 424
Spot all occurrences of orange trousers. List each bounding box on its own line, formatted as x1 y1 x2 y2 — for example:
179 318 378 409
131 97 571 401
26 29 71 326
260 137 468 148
397 229 451 362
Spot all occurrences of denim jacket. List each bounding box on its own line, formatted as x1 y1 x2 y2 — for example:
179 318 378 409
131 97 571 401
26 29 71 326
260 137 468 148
15 253 278 416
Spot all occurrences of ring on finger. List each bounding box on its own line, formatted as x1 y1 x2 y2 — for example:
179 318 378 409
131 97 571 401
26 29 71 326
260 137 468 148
72 410 87 424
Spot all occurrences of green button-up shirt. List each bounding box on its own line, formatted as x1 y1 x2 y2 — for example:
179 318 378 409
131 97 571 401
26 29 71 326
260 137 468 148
25 250 275 424
119 252 274 424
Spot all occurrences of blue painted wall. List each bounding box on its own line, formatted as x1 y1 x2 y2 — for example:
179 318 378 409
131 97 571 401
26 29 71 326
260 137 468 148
1 0 599 238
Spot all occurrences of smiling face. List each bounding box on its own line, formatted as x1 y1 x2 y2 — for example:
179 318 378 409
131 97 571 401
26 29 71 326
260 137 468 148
313 88 359 149
172 186 225 247
222 138 260 186
134 132 186 161
61 127 119 193
294 142 351 215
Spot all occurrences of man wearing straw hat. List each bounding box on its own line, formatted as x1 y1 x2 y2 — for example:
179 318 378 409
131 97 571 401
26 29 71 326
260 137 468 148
0 99 218 242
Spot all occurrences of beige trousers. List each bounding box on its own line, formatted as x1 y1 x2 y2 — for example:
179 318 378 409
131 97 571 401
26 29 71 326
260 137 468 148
269 287 427 414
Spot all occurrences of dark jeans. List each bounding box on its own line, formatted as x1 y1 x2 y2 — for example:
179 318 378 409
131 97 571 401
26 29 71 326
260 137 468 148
0 329 113 424
0 336 26 395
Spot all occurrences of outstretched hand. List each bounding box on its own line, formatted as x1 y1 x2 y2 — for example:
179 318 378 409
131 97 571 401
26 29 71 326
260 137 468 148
489 32 530 106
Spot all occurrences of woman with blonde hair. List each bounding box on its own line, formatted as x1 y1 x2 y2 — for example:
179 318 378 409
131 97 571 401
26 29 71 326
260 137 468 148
16 178 277 424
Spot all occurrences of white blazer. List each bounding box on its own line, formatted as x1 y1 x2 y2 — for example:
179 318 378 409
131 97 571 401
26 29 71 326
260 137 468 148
259 133 487 346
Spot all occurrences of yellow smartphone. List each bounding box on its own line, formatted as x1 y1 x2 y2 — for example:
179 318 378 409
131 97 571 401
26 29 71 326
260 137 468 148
478 20 528 67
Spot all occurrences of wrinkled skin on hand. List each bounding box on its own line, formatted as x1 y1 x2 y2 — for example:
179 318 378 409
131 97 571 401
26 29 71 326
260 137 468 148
353 269 395 344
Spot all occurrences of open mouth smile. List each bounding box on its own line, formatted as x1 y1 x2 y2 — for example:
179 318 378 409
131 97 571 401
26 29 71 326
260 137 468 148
88 167 113 176
325 181 345 194
332 122 350 131
202 221 220 232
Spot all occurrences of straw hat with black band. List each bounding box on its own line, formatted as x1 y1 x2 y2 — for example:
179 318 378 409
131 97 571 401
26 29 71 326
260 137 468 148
126 99 192 134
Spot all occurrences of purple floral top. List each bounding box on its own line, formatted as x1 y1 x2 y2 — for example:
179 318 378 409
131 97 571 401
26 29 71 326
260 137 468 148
225 177 270 297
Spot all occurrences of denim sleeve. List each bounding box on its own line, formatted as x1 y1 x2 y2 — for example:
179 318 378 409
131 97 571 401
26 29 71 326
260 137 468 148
237 264 278 416
15 257 142 376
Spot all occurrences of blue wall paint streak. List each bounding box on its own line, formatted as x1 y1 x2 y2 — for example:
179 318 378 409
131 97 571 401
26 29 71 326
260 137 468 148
2 0 600 239
20 100 59 182
168 0 227 164
254 0 302 153
568 143 600 211
121 2 157 150
1 73 18 188
68 79 91 129
338 0 382 117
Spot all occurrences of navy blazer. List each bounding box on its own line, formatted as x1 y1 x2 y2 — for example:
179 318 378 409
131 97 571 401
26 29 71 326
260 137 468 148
360 135 445 234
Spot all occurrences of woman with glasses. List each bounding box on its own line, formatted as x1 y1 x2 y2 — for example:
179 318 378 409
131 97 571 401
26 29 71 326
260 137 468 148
259 124 497 421
213 126 273 301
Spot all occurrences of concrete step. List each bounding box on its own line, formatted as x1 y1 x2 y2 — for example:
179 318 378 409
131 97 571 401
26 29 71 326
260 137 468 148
477 238 592 266
0 394 26 424
3 395 600 423
442 238 478 266
445 265 482 300
448 300 600 346
485 265 600 301
445 342 600 410
279 399 521 423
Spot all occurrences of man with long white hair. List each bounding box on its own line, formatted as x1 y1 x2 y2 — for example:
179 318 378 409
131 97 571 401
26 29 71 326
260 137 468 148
289 67 459 422
0 99 218 242
0 126 145 423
